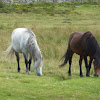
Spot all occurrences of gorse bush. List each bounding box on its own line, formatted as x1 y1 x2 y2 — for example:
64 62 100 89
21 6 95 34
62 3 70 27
0 2 71 14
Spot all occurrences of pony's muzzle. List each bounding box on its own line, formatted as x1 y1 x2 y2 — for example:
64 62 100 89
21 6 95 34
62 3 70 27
94 74 99 77
37 73 42 76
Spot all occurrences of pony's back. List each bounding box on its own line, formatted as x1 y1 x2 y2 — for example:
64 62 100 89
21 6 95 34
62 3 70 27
11 28 31 53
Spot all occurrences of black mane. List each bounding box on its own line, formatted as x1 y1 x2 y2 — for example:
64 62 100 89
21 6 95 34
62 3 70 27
81 31 99 56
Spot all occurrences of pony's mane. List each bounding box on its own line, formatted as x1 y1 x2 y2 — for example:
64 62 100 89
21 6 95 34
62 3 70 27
81 31 99 56
26 28 36 46
27 29 42 62
27 30 36 48
27 28 36 37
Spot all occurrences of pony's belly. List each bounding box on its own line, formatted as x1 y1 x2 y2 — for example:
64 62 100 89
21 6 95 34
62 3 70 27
71 46 83 56
12 42 28 53
70 35 83 55
74 50 82 55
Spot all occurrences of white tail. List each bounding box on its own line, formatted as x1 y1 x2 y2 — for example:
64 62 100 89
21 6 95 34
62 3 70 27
5 44 15 60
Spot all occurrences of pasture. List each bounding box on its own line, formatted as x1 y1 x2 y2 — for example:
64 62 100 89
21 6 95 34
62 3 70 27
0 2 100 100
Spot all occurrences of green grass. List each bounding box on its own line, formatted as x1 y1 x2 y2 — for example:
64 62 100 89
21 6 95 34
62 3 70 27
0 2 100 100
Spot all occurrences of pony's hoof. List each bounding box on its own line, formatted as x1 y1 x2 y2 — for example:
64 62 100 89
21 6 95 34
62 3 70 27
86 73 90 77
18 68 20 73
28 71 31 75
18 70 20 73
26 71 31 75
86 75 90 77
80 75 83 77
68 74 71 76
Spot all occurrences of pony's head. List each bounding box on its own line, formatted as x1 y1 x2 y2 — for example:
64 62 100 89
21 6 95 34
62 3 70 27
93 46 100 76
93 65 100 77
27 30 43 76
93 56 100 76
33 56 43 76
93 57 100 76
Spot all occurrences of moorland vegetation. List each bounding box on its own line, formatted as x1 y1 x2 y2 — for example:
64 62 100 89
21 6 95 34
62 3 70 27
0 1 100 100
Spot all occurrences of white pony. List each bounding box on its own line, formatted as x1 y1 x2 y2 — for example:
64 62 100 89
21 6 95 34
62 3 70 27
6 28 43 76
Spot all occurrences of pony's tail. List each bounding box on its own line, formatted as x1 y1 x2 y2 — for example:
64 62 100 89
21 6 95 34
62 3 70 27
4 44 15 60
59 33 75 67
59 34 72 67
60 48 70 67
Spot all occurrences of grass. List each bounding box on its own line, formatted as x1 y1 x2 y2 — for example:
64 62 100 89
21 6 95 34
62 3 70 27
0 2 100 100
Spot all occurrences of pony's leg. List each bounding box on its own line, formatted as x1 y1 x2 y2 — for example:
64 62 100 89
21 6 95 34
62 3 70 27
15 52 20 72
89 58 93 72
84 56 89 77
68 52 73 76
23 53 29 74
79 56 83 77
28 56 32 74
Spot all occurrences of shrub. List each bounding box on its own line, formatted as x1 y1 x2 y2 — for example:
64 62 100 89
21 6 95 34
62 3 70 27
0 0 4 8
0 1 100 14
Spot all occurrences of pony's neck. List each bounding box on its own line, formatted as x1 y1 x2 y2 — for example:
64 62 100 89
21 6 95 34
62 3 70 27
95 46 100 58
30 43 43 62
94 46 100 67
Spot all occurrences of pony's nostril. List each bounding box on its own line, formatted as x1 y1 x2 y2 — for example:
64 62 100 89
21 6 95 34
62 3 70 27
97 75 99 77
94 74 99 77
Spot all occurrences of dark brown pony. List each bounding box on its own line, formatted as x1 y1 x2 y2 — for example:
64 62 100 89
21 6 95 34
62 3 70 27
60 31 100 77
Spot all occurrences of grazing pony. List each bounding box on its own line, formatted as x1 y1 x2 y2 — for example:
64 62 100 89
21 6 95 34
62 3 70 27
6 28 43 76
60 31 100 77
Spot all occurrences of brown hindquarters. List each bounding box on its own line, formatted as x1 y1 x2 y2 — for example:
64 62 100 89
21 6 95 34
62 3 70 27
69 32 83 55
